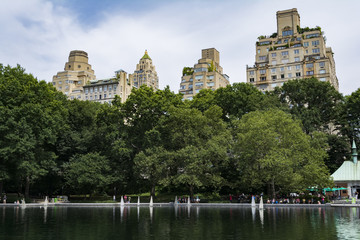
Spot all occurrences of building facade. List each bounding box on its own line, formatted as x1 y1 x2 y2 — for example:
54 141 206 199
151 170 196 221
246 8 339 92
52 50 96 100
129 50 159 90
179 48 230 100
82 70 132 104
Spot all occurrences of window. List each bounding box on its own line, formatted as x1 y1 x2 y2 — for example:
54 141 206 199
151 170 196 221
109 93 112 98
319 69 326 74
319 77 326 82
319 62 325 67
294 49 299 54
58 87 62 90
249 78 254 82
282 30 293 36
207 75 214 80
95 87 98 93
296 72 301 77
281 74 285 79
108 86 112 91
312 48 320 54
188 85 193 89
52 82 56 86
259 69 266 74
271 68 276 73
277 40 282 44
180 85 186 90
271 53 276 58
312 40 320 46
195 75 203 80
195 82 203 87
249 71 255 75
272 75 277 80
281 51 289 56
104 86 107 91
271 83 277 88
280 67 284 72
296 65 301 70
260 77 266 81
272 60 277 65
259 56 266 61
306 71 314 76
95 95 98 99
287 66 292 70
104 94 107 98
113 85 117 91
85 96 88 100
288 73 292 78
189 78 193 82
65 80 69 83
295 57 300 62
296 37 302 41
306 63 314 68
284 39 288 43
99 87 102 92
281 59 289 64
257 49 260 54
207 82 215 87
306 33 319 39
59 81 62 85
303 42 309 47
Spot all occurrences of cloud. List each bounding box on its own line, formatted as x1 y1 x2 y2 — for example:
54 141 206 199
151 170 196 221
0 0 359 95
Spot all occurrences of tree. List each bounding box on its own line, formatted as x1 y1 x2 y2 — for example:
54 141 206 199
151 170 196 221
214 83 279 120
63 153 114 195
232 109 332 198
159 106 231 198
272 77 343 134
0 64 68 198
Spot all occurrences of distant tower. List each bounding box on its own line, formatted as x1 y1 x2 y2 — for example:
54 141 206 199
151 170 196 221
52 50 96 100
352 140 358 164
129 50 159 90
179 48 230 100
246 8 339 92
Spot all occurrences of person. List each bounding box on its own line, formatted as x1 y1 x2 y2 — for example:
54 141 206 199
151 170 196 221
124 195 127 203
113 195 116 201
3 194 7 204
128 196 131 203
229 194 232 203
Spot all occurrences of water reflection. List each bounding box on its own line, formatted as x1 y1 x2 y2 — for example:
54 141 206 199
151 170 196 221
1 206 360 239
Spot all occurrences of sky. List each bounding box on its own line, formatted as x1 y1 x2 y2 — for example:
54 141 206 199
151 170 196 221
0 0 359 95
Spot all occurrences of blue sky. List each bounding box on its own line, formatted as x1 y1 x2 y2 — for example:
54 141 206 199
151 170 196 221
1 0 359 95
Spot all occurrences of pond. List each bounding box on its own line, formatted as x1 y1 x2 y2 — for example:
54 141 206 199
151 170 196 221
1 205 359 239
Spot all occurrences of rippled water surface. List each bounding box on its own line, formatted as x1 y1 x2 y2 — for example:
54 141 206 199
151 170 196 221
1 205 360 239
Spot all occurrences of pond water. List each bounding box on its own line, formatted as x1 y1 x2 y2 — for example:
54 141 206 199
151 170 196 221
1 205 359 239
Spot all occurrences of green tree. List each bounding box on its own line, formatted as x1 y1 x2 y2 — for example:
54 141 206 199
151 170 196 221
63 153 114 195
159 106 231 198
272 77 343 134
233 109 332 198
0 64 67 198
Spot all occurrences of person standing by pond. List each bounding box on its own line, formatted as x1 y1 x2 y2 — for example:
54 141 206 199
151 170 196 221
3 194 7 204
229 194 232 203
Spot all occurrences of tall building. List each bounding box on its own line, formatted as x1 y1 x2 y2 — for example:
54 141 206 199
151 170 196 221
82 70 132 104
129 50 159 90
246 8 339 92
52 50 96 99
180 48 230 100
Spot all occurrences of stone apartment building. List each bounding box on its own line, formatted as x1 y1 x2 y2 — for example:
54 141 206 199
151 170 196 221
246 8 339 92
179 48 230 100
129 50 159 90
52 50 96 100
82 69 132 104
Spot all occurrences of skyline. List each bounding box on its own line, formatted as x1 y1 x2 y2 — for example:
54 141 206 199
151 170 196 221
1 0 359 95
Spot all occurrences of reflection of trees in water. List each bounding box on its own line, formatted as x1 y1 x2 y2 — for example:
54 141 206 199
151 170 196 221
0 206 357 239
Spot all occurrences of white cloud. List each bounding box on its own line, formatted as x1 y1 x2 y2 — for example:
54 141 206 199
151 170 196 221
0 0 359 95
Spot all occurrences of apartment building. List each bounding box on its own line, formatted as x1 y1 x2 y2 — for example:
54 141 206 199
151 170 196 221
129 50 159 90
52 50 96 100
82 69 132 104
246 8 339 92
180 48 230 100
